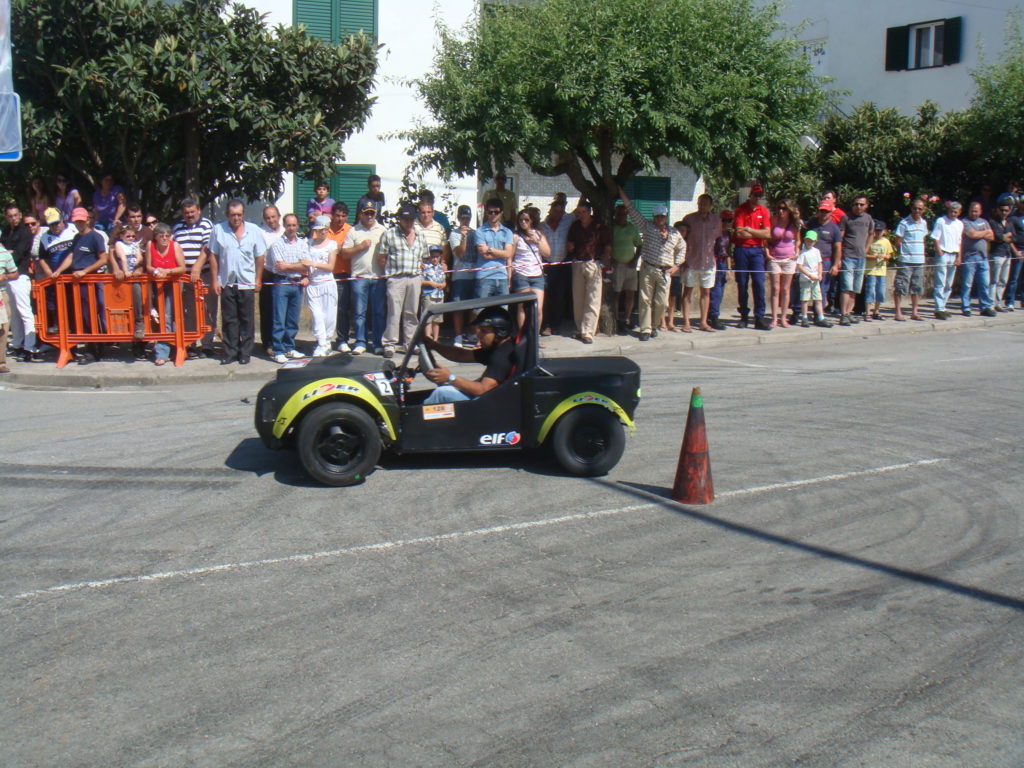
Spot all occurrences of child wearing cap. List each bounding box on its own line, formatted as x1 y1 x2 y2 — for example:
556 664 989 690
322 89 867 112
303 214 338 357
420 245 446 341
863 219 892 321
796 230 830 328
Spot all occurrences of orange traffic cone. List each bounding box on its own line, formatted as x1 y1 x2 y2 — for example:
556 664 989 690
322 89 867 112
671 387 714 504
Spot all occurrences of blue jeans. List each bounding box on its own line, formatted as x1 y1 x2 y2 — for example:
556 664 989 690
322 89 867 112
154 292 175 362
709 260 727 319
271 281 302 355
424 384 472 404
369 277 387 349
931 253 957 311
839 257 865 294
349 276 371 346
1005 256 1023 307
475 274 508 298
960 253 992 311
863 274 886 304
335 274 351 343
733 246 765 319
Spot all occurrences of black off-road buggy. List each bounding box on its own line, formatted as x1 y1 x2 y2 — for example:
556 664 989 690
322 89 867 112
254 293 640 486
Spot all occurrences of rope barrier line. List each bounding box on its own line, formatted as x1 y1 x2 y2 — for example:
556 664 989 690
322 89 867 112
217 253 1024 290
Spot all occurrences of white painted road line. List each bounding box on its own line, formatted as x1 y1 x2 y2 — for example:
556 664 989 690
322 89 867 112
0 387 172 395
5 458 949 601
679 351 772 369
716 458 949 499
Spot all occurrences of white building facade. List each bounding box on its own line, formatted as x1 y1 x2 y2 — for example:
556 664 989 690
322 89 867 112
247 0 702 222
252 0 479 219
774 0 1020 115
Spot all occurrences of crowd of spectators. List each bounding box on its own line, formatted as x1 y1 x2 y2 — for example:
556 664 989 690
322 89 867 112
2 172 1023 372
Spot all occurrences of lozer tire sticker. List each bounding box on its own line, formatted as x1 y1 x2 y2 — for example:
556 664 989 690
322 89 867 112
536 391 636 443
273 378 397 440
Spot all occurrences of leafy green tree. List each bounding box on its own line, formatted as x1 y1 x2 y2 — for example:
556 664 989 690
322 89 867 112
2 0 377 217
405 0 825 217
965 11 1024 180
765 102 973 224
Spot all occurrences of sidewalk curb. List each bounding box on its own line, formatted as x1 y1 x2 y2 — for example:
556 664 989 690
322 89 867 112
3 314 1021 389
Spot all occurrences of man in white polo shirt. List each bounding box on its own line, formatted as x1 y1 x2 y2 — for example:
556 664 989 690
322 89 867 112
929 201 964 320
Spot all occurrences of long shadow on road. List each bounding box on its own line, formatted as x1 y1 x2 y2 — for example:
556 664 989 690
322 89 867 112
602 478 1024 613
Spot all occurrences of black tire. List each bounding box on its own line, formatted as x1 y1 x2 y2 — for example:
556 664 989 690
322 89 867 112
550 406 626 477
296 402 382 486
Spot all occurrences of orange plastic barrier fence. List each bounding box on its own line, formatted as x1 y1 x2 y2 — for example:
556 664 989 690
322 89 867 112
32 274 210 368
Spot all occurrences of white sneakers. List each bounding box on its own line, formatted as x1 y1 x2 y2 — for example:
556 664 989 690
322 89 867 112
273 353 289 363
337 341 352 353
312 346 327 357
286 349 305 359
352 344 366 355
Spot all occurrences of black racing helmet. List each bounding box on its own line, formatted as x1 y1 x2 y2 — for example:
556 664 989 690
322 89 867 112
472 306 515 338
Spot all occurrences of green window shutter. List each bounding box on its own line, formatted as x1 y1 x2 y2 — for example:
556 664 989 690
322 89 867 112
337 0 377 42
294 0 333 41
331 163 376 215
885 25 909 71
295 164 375 217
293 175 318 218
295 0 377 44
623 176 671 218
943 17 962 66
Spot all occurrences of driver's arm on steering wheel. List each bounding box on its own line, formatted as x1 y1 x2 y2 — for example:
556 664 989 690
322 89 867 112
423 336 476 364
424 367 500 398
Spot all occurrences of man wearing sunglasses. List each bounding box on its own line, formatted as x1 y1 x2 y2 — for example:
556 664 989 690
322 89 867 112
475 199 515 299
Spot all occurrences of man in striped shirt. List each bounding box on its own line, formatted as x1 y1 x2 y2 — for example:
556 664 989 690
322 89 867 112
618 184 686 341
173 198 215 356
378 204 427 358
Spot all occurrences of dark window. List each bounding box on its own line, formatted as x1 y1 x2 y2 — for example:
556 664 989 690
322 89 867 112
885 16 962 71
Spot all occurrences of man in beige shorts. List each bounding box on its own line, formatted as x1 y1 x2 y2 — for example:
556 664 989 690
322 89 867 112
681 194 722 332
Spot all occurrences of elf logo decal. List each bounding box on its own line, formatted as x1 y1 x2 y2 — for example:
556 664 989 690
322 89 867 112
479 431 521 446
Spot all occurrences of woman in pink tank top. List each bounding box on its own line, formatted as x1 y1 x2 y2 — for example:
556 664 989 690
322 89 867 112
765 199 801 328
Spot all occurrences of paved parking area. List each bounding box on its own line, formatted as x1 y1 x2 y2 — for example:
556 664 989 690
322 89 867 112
2 325 1022 766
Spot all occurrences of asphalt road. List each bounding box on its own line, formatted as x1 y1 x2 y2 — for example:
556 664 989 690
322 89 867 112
2 325 1023 767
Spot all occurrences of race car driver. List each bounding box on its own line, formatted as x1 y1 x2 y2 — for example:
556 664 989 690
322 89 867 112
422 306 516 404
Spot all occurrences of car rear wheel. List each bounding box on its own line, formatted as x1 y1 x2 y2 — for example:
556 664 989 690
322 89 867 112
550 407 625 477
297 402 381 486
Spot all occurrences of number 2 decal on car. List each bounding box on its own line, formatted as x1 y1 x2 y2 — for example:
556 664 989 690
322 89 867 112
365 373 394 396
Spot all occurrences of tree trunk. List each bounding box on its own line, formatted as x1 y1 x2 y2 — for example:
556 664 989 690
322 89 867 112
184 115 200 203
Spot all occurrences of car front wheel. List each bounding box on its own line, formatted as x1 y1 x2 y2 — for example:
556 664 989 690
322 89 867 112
550 406 626 477
297 402 382 486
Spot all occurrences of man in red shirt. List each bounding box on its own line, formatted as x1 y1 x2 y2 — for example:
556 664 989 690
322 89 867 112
731 183 772 329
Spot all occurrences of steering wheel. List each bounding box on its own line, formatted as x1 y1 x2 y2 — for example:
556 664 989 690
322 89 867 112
417 342 437 375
